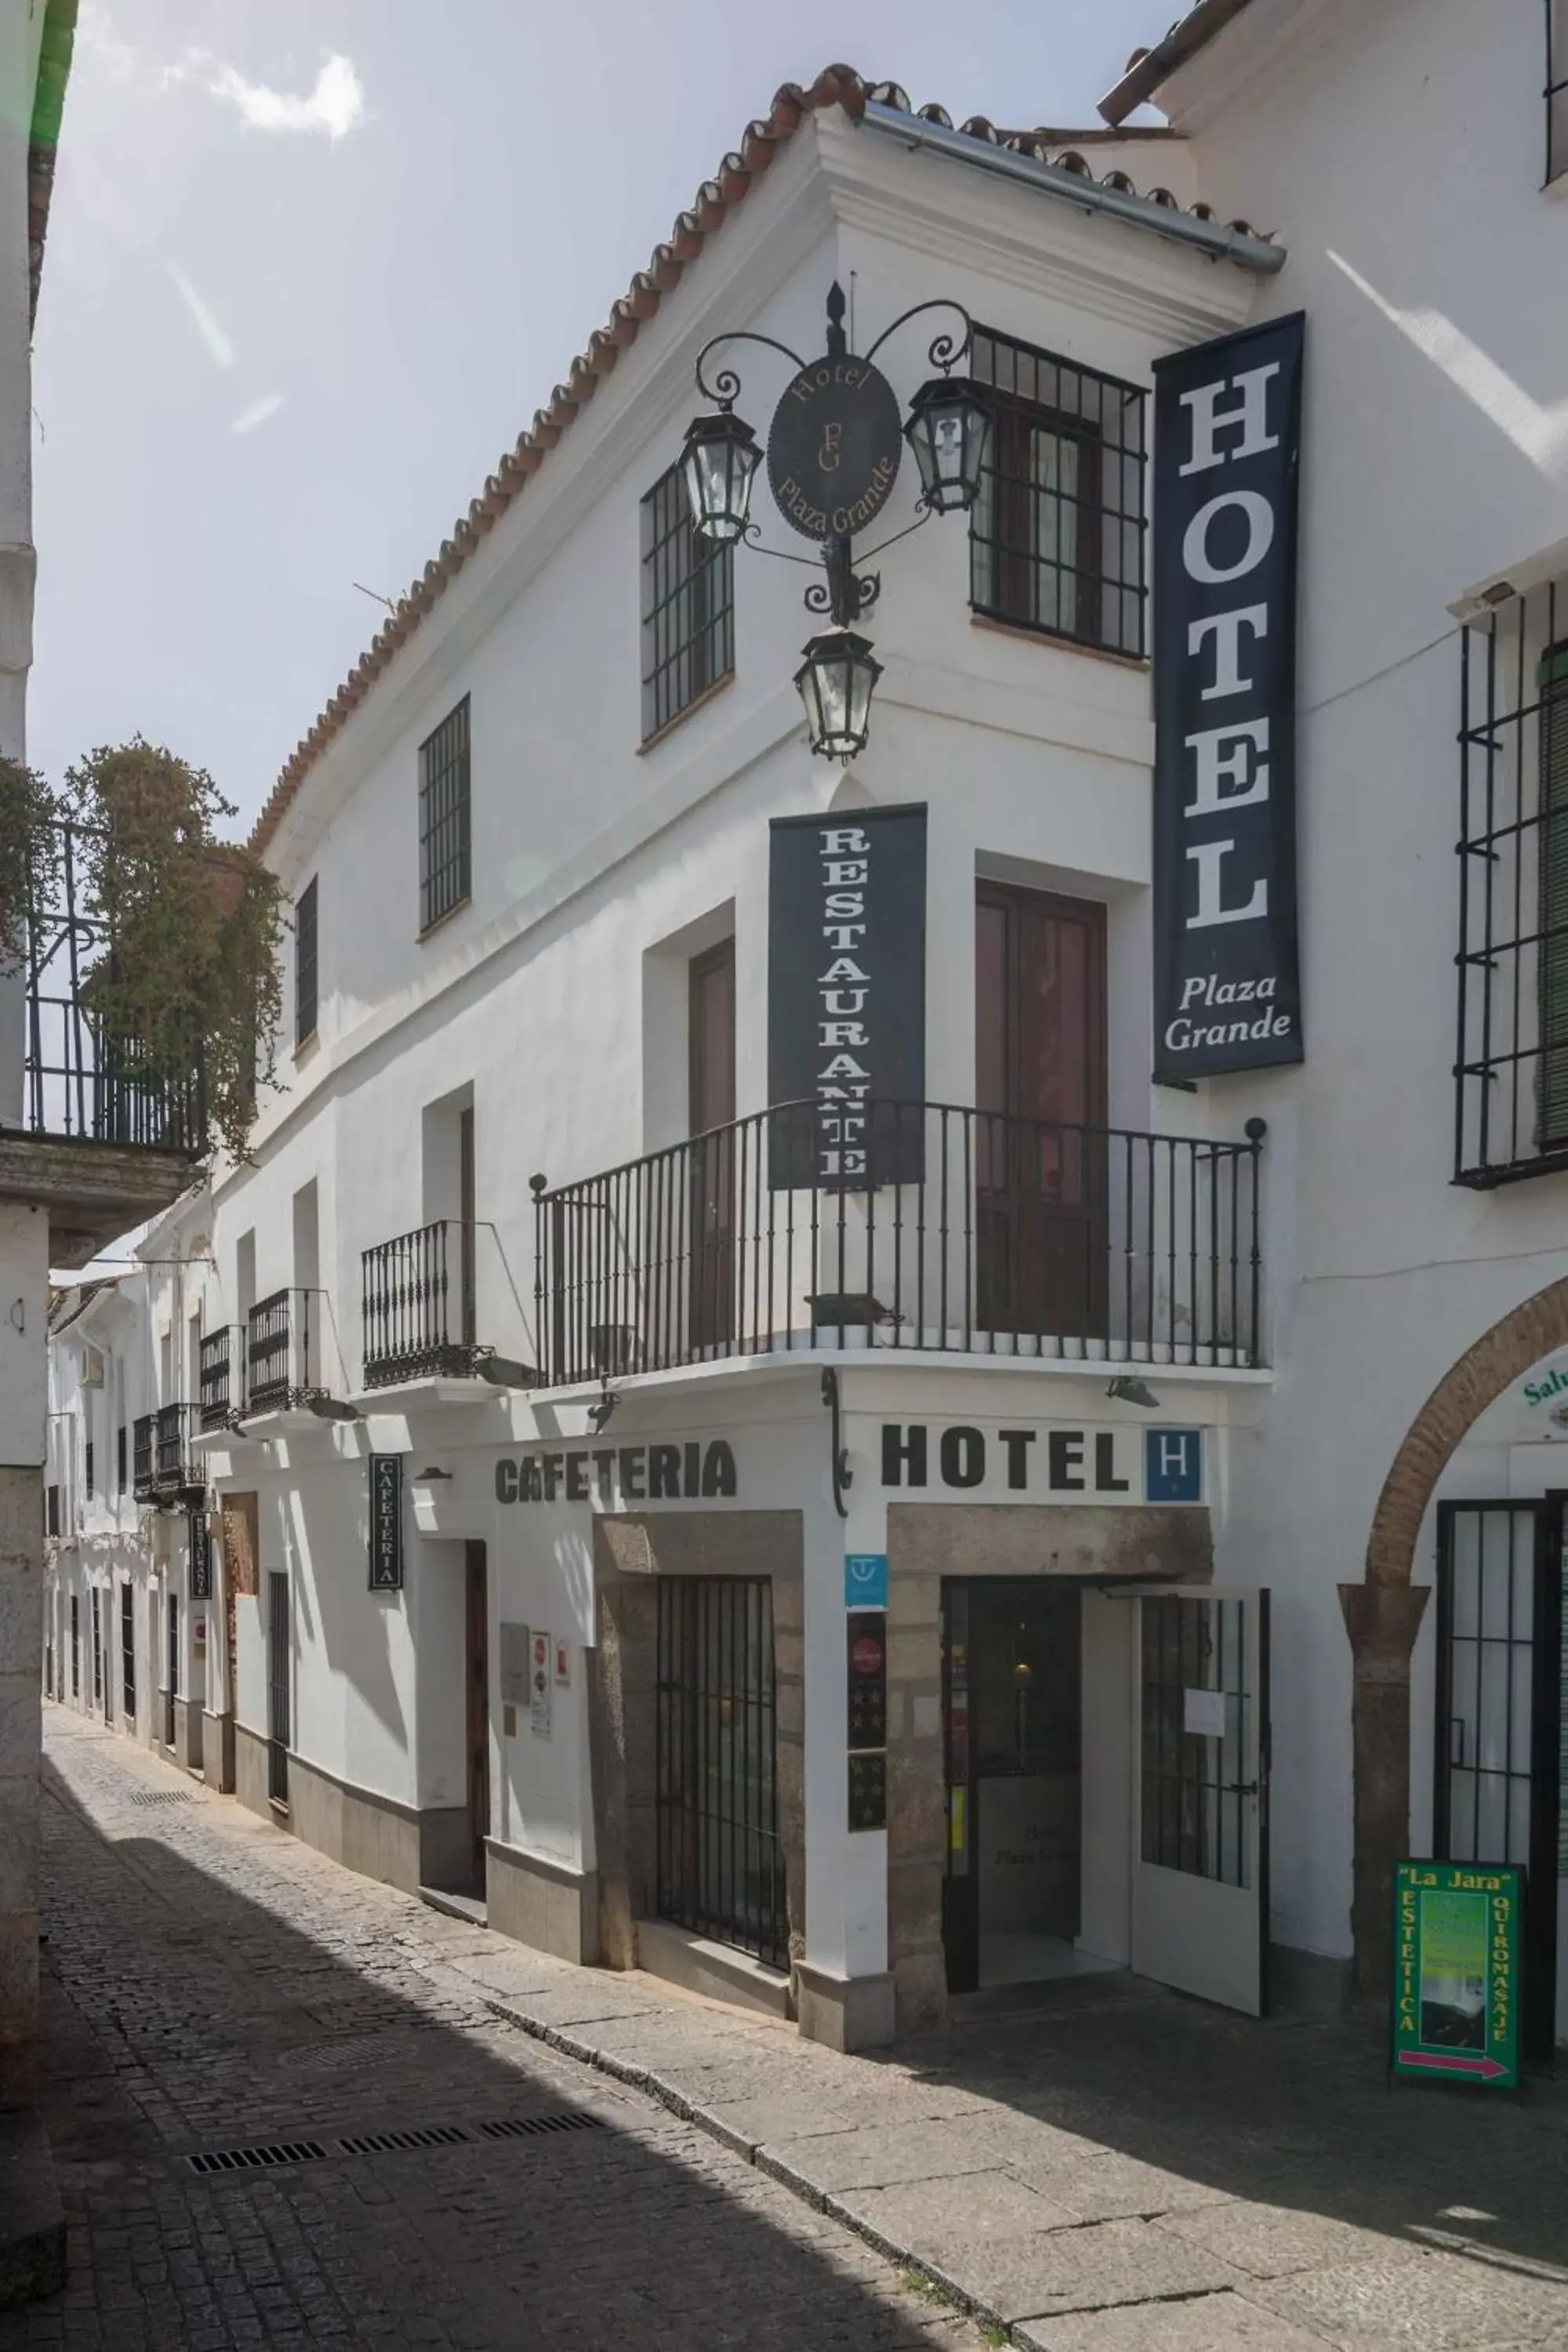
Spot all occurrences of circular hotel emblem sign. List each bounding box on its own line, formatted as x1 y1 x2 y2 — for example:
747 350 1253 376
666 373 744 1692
766 354 903 541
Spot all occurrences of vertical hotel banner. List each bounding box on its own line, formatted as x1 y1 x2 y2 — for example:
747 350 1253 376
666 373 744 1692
768 804 927 1188
1152 314 1305 1083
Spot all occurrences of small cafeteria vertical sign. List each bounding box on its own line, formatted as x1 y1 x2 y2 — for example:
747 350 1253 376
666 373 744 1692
368 1454 403 1591
1152 314 1305 1081
768 803 927 1187
1392 1859 1522 2089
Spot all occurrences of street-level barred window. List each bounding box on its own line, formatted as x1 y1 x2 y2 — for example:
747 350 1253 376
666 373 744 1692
419 696 471 934
45 1485 60 1538
1455 588 1568 1182
117 1424 126 1494
969 327 1147 660
295 877 318 1049
641 463 734 743
85 1440 93 1499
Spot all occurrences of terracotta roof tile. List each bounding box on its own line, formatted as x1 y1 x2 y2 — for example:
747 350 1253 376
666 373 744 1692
251 66 1258 856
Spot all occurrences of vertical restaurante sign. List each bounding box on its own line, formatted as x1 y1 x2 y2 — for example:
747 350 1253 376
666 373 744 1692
1152 314 1305 1082
768 804 927 1188
368 1454 403 1592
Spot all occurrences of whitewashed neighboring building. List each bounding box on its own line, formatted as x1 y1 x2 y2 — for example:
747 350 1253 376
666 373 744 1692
41 14 1568 2063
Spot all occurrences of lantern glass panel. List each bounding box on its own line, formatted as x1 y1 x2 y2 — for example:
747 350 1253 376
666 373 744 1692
681 415 760 544
795 632 883 761
905 379 991 514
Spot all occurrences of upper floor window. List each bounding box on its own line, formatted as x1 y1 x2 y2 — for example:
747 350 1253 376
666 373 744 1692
1455 580 1568 1184
1549 2 1568 182
641 463 734 743
295 877 318 1050
969 328 1147 660
85 1439 93 1499
419 696 471 934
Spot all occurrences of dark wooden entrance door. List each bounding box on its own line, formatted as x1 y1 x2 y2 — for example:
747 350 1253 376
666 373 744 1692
975 882 1107 1340
1435 1501 1563 2063
689 938 736 1352
465 1541 490 1886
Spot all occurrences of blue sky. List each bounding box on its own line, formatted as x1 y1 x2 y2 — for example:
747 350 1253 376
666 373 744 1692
31 1 1164 831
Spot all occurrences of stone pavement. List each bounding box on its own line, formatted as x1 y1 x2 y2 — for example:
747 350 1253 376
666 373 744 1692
13 1712 1568 2352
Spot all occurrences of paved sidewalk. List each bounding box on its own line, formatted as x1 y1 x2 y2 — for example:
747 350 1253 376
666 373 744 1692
23 1709 1568 2350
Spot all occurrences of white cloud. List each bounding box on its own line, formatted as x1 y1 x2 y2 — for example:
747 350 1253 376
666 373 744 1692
169 51 366 141
75 3 137 79
231 394 286 436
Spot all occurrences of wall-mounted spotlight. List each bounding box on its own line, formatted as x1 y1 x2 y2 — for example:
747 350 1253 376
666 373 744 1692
477 1356 541 1390
1106 1376 1161 1410
416 1466 453 1482
305 1395 362 1424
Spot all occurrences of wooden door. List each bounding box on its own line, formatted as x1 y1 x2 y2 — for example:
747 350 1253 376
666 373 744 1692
465 1542 490 1885
975 883 1106 1340
688 939 736 1352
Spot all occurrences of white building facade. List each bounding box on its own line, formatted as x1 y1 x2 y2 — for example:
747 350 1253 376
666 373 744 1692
42 18 1568 2060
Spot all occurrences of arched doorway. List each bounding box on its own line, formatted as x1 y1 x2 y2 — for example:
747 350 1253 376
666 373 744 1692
1346 1272 1568 2014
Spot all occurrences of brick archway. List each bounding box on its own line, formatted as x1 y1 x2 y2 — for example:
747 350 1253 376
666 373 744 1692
1345 1272 1568 1999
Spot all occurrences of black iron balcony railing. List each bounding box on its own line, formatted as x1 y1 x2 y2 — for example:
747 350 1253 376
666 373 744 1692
361 1219 483 1388
245 1287 320 1414
153 1402 202 1497
9 818 205 1152
533 1099 1267 1386
198 1325 245 1431
132 1413 155 1501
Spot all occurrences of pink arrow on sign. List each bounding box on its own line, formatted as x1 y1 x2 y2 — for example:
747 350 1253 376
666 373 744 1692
1400 2051 1509 2081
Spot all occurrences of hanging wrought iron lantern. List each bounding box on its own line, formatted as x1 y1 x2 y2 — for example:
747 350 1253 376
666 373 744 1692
902 376 992 514
681 410 762 545
794 631 884 763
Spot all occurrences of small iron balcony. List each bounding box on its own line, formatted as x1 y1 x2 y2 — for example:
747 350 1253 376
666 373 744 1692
198 1325 245 1431
532 1099 1267 1385
131 1414 156 1502
361 1220 485 1388
245 1288 321 1414
153 1403 202 1501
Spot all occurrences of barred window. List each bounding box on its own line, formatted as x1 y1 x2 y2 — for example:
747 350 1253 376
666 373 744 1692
295 877 318 1050
969 328 1147 659
85 1440 93 1500
1456 583 1568 1184
419 696 471 933
117 1424 126 1494
641 464 734 742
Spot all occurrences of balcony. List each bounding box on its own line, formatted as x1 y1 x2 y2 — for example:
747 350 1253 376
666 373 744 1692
245 1288 321 1415
198 1325 245 1431
0 818 205 1265
532 1101 1267 1386
132 1414 155 1501
361 1219 485 1388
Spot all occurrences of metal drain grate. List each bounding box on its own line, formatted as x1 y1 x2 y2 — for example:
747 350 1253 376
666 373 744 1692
337 2124 470 2157
478 2113 605 2142
130 1789 195 1808
186 2140 328 2176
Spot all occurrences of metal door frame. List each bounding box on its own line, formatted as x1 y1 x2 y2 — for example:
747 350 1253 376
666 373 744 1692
120 1581 135 1725
1434 1497 1563 2063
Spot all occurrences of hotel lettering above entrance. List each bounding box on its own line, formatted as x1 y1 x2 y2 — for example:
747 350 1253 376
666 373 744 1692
880 1421 1203 1505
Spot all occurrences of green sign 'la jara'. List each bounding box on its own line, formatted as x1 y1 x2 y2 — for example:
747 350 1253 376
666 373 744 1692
1392 1858 1523 2089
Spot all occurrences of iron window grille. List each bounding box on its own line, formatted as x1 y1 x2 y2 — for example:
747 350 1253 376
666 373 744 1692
70 1595 79 1697
45 1485 60 1538
1139 1594 1253 1889
419 696 471 935
1455 583 1568 1184
641 461 735 742
116 1424 126 1494
1548 1 1568 183
121 1581 136 1723
969 327 1147 659
84 1440 93 1500
295 877 318 1050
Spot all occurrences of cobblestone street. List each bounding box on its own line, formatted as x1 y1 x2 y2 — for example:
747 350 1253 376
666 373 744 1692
7 1714 983 2351
16 1709 1568 2351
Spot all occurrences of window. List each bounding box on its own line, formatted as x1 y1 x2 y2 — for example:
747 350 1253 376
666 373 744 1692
45 1485 60 1539
121 1581 136 1724
969 328 1146 659
85 1440 93 1500
295 877 318 1049
1549 2 1568 183
1455 583 1568 1183
419 697 472 933
117 1424 126 1494
641 463 734 742
71 1595 79 1697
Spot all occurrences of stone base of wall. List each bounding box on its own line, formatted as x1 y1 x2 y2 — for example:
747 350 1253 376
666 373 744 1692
486 1839 599 1965
795 1963 896 2053
1 1469 43 2089
201 1711 234 1793
633 1917 789 2021
1270 1941 1352 2018
170 1697 203 1773
233 1730 466 1898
